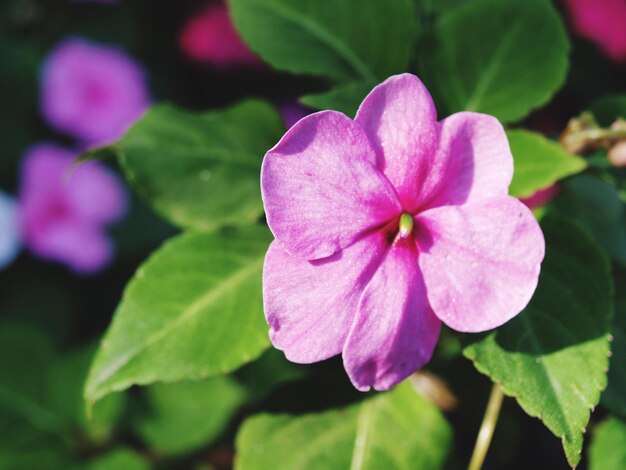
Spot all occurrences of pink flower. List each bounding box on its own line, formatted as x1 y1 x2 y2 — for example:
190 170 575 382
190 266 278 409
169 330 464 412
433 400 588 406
179 1 261 68
262 74 545 391
520 185 560 210
41 38 150 147
564 0 626 62
18 144 127 274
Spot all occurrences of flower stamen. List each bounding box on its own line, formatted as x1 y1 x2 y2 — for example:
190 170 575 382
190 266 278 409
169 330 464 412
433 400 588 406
398 213 414 239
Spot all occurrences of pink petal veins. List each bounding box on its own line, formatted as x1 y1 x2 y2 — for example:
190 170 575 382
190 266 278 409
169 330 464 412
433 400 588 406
343 239 441 391
423 112 514 210
355 73 438 212
417 197 545 332
263 233 387 363
261 110 401 261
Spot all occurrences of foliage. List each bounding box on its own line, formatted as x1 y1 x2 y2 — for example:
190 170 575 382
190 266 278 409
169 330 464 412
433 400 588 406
418 0 569 122
1 0 624 468
235 382 452 470
85 227 272 406
464 215 613 466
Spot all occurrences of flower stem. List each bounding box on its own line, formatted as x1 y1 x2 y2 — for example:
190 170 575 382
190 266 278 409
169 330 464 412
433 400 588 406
467 383 505 470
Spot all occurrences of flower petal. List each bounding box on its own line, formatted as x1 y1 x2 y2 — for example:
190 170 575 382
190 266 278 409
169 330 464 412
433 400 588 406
343 240 441 391
423 112 514 209
33 222 113 274
417 197 544 333
355 74 438 211
67 161 128 225
263 232 387 363
262 110 401 260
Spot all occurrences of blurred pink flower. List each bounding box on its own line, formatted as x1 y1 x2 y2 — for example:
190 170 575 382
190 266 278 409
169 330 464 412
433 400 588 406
520 185 560 210
564 0 626 62
41 38 150 147
179 1 262 68
19 144 127 274
262 74 545 391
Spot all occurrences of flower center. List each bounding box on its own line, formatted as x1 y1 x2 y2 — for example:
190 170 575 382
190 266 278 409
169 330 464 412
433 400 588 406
398 213 414 239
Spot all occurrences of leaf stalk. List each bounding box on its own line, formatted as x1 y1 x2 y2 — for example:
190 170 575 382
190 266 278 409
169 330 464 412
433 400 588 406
467 383 505 470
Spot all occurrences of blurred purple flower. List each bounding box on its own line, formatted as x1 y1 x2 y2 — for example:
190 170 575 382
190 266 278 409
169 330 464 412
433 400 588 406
564 0 626 62
278 103 311 129
520 185 559 210
0 191 21 270
19 143 127 274
41 38 150 147
179 1 262 68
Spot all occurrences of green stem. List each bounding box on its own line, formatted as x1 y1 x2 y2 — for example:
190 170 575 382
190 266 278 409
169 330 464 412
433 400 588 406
467 383 505 470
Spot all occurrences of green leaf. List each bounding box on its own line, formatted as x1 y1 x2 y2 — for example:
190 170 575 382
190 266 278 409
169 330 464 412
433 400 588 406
235 381 452 470
85 226 272 407
0 440 71 469
507 130 586 198
589 417 626 470
300 81 373 117
0 323 60 434
229 0 417 83
235 348 308 401
552 175 626 265
417 0 468 15
602 267 626 417
0 323 73 469
133 377 248 455
113 100 283 231
86 449 149 470
47 345 126 443
419 0 569 122
589 94 626 126
464 215 613 467
0 414 72 470
75 145 117 164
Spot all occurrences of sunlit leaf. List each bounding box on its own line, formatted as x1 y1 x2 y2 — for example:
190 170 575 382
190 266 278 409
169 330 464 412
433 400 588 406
507 130 586 198
85 226 272 407
104 100 283 231
235 381 452 470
